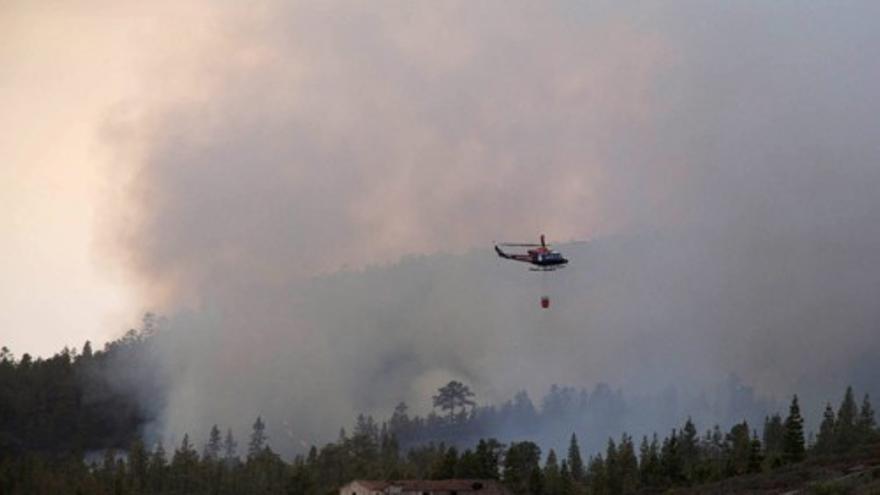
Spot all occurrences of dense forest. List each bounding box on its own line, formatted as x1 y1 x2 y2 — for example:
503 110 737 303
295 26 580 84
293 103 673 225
0 335 150 456
0 329 878 494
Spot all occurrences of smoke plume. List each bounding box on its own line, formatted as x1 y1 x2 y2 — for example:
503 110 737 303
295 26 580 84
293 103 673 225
101 1 880 454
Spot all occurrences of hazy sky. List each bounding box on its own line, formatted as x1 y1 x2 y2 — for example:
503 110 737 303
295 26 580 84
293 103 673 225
2 1 239 354
2 2 139 355
2 0 657 355
3 1 880 452
5 1 878 357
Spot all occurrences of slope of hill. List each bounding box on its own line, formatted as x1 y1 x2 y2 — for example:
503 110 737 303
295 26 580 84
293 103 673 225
667 443 880 494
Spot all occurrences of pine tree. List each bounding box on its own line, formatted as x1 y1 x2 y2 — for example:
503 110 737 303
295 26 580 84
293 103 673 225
474 438 503 480
747 430 763 474
503 441 542 495
783 395 805 463
147 442 167 493
814 403 836 455
101 447 117 488
605 438 620 495
618 434 639 494
762 414 784 453
559 459 575 495
529 464 545 495
380 428 401 477
543 449 562 495
457 449 480 478
81 341 93 360
204 424 222 461
567 433 585 483
835 386 859 453
224 428 239 465
171 434 200 493
857 394 876 442
638 435 660 488
351 414 379 475
114 457 127 495
660 429 683 485
701 425 725 481
587 455 607 495
389 402 410 437
680 418 699 482
432 381 476 421
432 446 458 479
248 416 268 459
0 346 11 364
725 421 751 476
762 414 785 468
127 438 148 493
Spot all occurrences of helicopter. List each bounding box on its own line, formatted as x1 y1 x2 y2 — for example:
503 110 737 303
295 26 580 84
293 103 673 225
494 235 568 271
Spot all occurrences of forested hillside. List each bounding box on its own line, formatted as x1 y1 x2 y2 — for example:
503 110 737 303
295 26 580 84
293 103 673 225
0 331 877 494
0 331 154 456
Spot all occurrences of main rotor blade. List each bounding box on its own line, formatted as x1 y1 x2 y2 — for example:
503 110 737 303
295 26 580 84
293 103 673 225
498 243 541 247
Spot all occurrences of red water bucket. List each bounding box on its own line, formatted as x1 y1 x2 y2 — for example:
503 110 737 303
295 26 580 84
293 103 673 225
540 296 550 309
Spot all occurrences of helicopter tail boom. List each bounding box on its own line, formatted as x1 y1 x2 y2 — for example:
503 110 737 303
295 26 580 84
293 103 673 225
495 245 534 263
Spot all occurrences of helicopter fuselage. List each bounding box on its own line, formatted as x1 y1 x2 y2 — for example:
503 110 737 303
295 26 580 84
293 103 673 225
494 245 568 267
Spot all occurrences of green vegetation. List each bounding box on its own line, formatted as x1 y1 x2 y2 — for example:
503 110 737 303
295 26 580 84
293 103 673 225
0 329 154 456
1 331 878 494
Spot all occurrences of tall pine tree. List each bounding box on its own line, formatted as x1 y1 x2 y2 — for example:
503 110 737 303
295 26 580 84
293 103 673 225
762 414 785 455
814 403 836 455
725 421 751 476
543 449 562 495
638 435 661 488
248 416 268 460
680 418 699 482
567 433 585 483
605 438 621 495
587 455 608 495
127 438 148 493
747 431 763 474
171 434 200 494
474 438 503 479
783 395 805 463
204 424 222 461
618 433 639 494
147 442 167 493
503 441 542 495
857 394 876 442
224 428 239 466
835 386 858 453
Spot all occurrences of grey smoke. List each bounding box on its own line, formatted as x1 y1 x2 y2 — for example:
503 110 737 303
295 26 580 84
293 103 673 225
103 1 880 455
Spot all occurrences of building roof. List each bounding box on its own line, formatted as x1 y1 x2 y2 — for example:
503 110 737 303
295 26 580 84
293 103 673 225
345 479 509 494
349 480 392 490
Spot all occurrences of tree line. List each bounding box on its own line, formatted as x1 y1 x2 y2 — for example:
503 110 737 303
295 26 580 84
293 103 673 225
0 327 155 456
1 377 876 495
369 377 772 457
0 324 775 460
